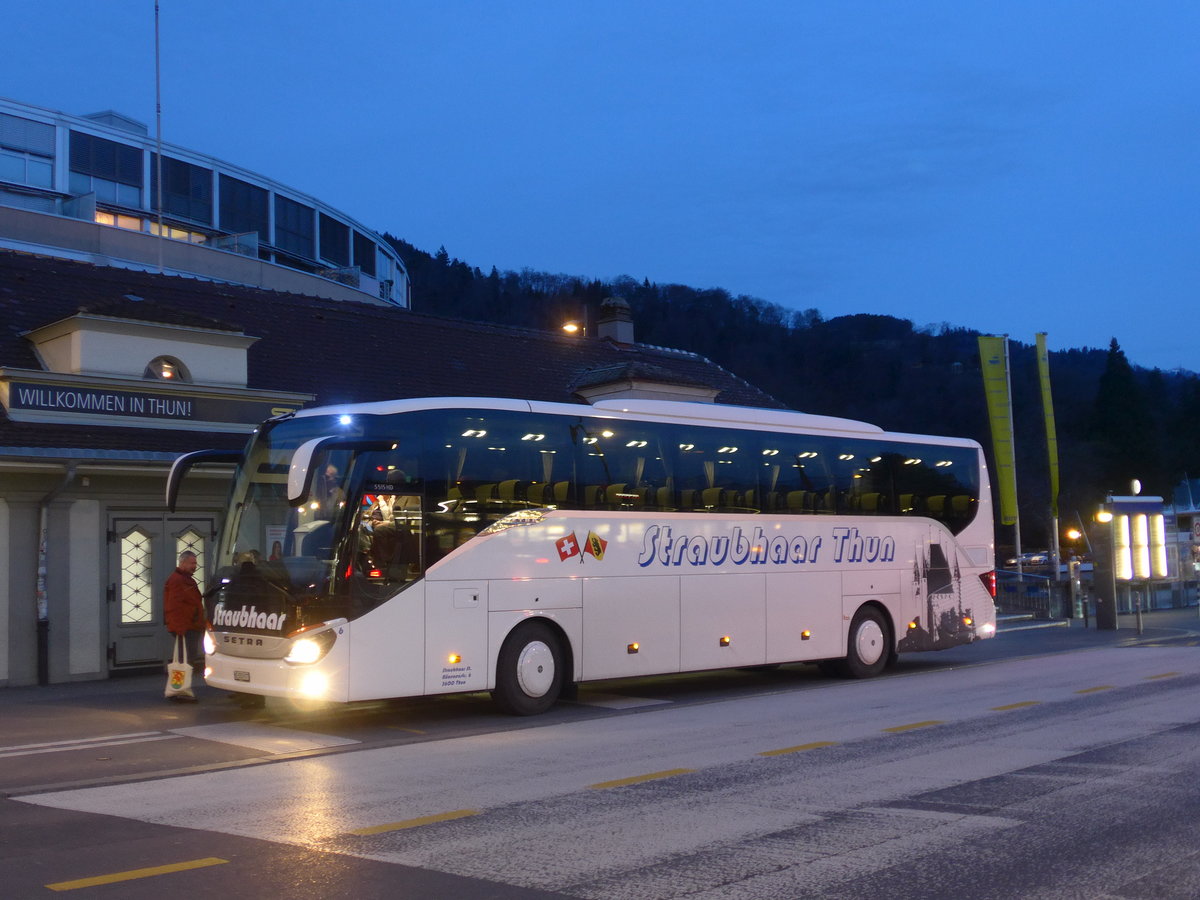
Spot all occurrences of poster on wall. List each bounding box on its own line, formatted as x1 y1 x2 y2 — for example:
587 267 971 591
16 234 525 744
266 525 287 561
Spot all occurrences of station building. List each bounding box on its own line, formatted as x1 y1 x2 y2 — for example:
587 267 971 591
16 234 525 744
0 96 409 307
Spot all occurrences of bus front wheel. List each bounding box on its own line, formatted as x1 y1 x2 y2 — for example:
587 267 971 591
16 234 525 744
843 605 890 679
492 621 565 716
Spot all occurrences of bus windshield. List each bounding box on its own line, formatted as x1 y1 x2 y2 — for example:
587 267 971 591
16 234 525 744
215 414 388 633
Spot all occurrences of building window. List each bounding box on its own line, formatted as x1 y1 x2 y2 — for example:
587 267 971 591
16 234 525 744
69 172 141 207
150 154 213 225
274 195 314 258
219 174 268 238
69 131 142 191
176 529 207 596
119 529 155 625
147 221 207 244
0 114 54 189
144 356 190 382
319 213 350 267
0 147 52 188
95 210 143 231
353 230 377 278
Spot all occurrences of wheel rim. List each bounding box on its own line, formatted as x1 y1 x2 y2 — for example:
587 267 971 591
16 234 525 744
854 618 885 666
516 640 555 697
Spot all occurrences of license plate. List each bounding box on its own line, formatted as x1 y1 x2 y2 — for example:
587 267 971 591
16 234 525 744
234 670 250 682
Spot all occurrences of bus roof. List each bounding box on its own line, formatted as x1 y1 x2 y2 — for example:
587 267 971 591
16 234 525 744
284 396 980 448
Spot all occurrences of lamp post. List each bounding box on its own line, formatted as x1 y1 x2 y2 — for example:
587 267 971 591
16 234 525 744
1093 505 1118 630
1064 527 1083 619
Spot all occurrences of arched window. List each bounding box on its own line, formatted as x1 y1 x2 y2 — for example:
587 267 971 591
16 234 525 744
144 355 191 382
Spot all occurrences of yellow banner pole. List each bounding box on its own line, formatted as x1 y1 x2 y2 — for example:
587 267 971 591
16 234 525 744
1036 333 1062 576
978 335 1019 530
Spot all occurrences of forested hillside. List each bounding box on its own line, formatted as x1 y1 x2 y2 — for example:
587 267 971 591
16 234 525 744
387 236 1200 548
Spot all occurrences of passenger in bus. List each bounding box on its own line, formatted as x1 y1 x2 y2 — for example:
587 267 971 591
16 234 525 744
315 463 345 516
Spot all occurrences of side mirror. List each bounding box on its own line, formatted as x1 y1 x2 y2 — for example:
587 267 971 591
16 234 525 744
166 449 242 511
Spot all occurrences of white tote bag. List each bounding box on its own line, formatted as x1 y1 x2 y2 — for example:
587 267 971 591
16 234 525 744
165 634 194 699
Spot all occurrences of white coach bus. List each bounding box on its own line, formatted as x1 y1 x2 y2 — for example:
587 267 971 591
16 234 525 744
168 397 997 714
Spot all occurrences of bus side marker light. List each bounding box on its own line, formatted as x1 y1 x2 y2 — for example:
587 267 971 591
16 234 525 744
801 630 811 640
448 653 462 664
720 636 731 647
627 643 639 654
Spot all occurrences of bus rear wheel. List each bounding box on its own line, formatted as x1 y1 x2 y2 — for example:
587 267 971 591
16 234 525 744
843 605 890 679
492 621 564 716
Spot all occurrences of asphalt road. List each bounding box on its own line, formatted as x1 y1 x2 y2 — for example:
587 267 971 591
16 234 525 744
2 607 1198 898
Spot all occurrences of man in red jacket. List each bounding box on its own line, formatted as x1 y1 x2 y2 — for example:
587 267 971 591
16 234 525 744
164 550 206 680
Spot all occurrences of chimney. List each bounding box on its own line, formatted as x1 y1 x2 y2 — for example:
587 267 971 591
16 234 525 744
596 296 634 344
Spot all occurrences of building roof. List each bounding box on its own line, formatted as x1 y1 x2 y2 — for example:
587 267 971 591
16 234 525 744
0 250 782 458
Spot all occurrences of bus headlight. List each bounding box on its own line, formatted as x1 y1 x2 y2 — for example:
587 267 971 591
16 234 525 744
285 628 337 665
202 631 216 655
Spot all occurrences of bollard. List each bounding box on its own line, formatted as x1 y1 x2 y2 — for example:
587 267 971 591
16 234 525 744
1135 592 1143 635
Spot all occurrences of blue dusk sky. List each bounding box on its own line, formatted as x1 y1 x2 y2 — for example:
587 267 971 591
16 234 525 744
4 1 1198 371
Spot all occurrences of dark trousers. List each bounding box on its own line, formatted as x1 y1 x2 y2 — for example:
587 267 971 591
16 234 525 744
171 630 205 669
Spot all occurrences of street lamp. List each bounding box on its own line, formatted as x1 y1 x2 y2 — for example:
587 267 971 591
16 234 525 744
561 320 585 336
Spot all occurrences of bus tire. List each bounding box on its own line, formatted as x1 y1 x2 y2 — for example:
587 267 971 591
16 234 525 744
492 620 564 716
843 605 890 679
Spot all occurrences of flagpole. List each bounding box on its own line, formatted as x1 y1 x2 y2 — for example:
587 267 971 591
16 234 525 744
1004 337 1023 578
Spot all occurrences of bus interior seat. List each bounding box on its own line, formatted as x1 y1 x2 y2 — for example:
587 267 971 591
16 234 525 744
604 483 627 506
526 482 549 506
701 487 724 509
857 492 885 513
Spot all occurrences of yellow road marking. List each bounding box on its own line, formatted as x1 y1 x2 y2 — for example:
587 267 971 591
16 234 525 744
349 808 480 835
759 741 838 756
1145 672 1180 680
991 701 1042 711
589 768 695 789
46 857 227 891
1075 685 1115 694
882 720 944 733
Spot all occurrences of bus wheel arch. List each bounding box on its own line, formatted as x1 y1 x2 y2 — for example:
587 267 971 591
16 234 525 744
492 617 572 716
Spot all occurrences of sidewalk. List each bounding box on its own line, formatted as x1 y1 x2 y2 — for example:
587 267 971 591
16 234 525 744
999 604 1200 634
